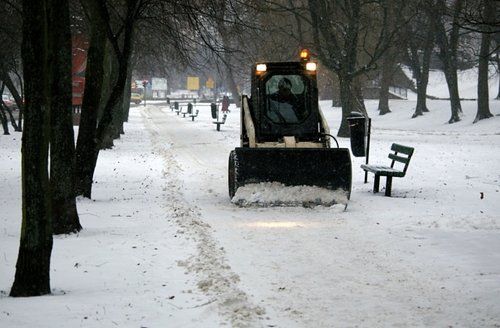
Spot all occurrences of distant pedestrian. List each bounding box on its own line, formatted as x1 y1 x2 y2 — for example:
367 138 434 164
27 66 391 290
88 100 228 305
221 95 230 113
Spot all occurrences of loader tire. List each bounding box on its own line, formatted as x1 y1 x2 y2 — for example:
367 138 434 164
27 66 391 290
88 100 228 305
228 150 238 199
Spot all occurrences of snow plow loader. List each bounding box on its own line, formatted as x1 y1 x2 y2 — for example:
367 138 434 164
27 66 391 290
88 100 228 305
228 50 354 207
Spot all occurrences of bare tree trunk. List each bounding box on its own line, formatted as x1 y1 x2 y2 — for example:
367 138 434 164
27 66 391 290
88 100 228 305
13 71 24 131
378 3 401 116
215 5 241 105
409 27 434 118
495 51 500 99
75 19 107 198
442 58 462 123
307 0 397 136
496 52 500 99
338 76 353 137
94 3 137 149
0 82 19 132
122 65 133 123
77 0 139 198
11 0 53 297
431 0 463 123
475 0 495 123
415 58 432 116
224 64 240 105
331 82 342 107
0 70 24 131
338 75 367 136
0 104 9 134
0 102 19 131
48 0 82 234
378 51 395 115
110 54 125 141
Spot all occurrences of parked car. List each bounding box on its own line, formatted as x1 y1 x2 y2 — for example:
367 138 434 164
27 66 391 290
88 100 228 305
131 92 143 104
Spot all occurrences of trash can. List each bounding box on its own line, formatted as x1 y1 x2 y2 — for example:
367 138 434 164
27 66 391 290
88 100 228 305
174 101 179 110
211 103 218 119
347 112 366 157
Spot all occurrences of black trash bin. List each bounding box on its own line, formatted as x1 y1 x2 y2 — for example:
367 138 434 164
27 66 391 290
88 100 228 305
347 112 366 157
211 103 218 119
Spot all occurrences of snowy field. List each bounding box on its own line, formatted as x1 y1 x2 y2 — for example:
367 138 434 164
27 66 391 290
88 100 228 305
1 72 500 327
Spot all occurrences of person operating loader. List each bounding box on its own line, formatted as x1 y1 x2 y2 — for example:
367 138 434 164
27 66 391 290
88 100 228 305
268 77 302 123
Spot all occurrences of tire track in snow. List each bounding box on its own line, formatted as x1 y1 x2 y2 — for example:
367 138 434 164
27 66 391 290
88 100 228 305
142 107 266 327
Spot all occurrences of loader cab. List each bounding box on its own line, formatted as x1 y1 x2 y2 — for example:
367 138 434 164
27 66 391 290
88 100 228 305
250 61 320 142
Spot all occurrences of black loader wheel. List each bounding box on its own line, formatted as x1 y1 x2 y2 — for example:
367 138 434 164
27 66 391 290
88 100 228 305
228 150 239 199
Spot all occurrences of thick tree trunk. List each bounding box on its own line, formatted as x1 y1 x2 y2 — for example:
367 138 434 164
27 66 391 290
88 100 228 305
414 56 432 117
378 52 395 115
338 76 354 137
411 28 433 118
225 66 240 106
331 83 342 107
474 0 494 123
98 43 119 145
214 3 241 106
432 0 463 123
11 0 53 297
221 47 240 106
338 75 367 137
97 41 116 149
76 0 138 198
48 0 81 234
111 96 124 140
443 63 462 123
75 23 107 198
122 66 133 123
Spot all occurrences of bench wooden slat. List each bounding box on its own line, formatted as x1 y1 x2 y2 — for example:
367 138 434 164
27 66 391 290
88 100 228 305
391 143 414 155
388 153 410 164
360 164 406 177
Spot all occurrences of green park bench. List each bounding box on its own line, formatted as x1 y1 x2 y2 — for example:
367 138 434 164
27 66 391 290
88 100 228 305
361 143 414 197
213 113 227 131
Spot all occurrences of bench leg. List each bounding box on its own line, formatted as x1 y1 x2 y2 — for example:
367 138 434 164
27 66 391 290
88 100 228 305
385 176 393 197
216 124 220 131
373 175 380 193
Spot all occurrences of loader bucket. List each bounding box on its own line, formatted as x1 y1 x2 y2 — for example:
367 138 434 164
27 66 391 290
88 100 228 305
228 147 352 206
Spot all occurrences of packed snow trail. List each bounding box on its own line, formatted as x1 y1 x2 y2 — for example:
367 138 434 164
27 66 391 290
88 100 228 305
141 103 500 327
142 106 267 327
1 97 498 328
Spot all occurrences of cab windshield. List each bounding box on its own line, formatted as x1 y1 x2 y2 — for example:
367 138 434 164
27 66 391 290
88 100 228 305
265 74 309 124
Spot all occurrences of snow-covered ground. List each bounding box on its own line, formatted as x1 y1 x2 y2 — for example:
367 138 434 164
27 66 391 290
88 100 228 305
1 71 500 327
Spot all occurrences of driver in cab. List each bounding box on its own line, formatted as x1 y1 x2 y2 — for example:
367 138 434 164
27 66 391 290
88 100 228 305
268 77 300 123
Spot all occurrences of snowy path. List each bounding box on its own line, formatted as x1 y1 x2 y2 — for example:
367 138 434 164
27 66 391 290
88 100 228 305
141 104 500 327
143 106 266 327
1 100 499 328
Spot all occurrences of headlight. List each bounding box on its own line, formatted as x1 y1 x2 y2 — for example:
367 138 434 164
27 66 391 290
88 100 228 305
306 62 317 71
